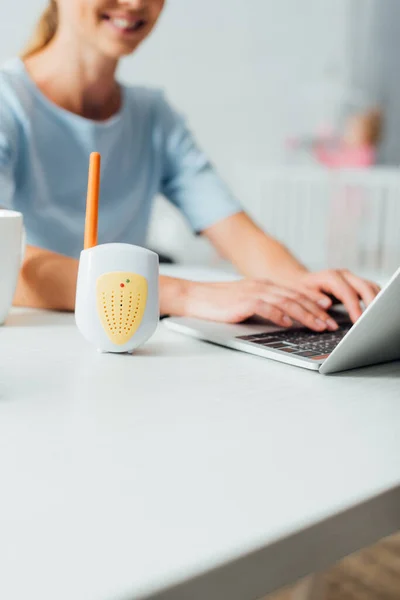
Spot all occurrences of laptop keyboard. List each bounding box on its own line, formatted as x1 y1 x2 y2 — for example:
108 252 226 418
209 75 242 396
236 324 352 359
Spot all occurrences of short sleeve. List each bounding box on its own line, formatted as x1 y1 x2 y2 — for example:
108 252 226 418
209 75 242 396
0 94 17 209
156 93 242 233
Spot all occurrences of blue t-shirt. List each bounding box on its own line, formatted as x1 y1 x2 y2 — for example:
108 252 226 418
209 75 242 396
0 58 241 258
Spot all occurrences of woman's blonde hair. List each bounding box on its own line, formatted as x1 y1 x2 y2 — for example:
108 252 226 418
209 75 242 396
21 1 58 59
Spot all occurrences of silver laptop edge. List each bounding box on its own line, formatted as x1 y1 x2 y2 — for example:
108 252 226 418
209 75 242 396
164 266 400 374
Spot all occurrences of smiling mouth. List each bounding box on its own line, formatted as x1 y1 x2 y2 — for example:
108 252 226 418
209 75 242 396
102 14 147 34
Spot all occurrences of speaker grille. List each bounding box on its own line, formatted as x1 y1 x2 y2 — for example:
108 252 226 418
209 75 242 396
96 272 148 345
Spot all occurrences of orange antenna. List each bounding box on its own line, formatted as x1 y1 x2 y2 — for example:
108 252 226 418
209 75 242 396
84 152 101 249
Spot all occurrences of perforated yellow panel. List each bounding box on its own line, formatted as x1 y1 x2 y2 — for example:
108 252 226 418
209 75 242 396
96 272 148 345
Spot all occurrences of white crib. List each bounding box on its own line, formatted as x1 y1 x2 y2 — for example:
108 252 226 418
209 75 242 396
251 166 400 276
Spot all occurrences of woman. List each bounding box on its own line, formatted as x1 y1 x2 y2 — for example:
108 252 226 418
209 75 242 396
0 0 380 330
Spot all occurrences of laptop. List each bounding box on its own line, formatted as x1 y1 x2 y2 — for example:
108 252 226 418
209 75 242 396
163 266 400 374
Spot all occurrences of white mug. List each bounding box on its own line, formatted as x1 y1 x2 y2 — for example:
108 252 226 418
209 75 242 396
75 243 159 353
0 210 25 325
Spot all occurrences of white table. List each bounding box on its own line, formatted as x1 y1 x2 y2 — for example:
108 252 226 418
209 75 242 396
0 307 400 600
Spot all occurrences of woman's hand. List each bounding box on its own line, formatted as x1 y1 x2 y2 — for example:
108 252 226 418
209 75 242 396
291 269 381 323
183 279 340 331
202 214 381 324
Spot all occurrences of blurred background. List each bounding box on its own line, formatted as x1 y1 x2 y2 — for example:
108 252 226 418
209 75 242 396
2 0 400 275
1 4 400 598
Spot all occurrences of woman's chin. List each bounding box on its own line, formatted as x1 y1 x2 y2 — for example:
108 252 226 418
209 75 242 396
98 39 143 59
